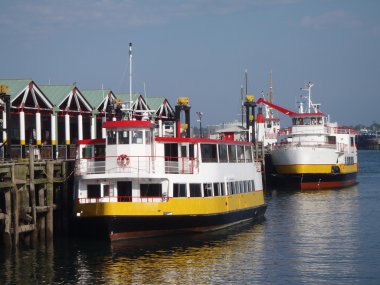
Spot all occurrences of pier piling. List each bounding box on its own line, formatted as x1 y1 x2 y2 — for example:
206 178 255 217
0 156 71 249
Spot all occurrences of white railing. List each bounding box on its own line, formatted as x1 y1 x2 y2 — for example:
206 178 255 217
271 142 337 150
75 156 197 176
278 126 356 136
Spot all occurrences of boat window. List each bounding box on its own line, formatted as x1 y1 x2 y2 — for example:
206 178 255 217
145 130 151 145
118 131 129 144
232 182 236 194
173 183 187 197
220 183 225 196
317 117 323 124
189 144 195 159
82 146 92 158
247 180 252 192
350 137 354 146
132 130 143 144
189 183 202 197
181 145 187 157
87 184 101 198
237 145 245 162
201 144 217 163
213 182 220 196
235 181 240 194
327 136 336 145
228 145 237 163
107 131 117 145
245 181 250 192
244 146 252 162
203 183 213 197
240 181 245 193
140 184 162 197
117 181 132 202
227 181 234 195
292 118 297 125
251 180 256 191
103 184 110 197
218 144 228 162
304 117 311 125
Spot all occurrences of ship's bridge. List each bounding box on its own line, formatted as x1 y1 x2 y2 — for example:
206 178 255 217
291 114 325 126
103 120 154 170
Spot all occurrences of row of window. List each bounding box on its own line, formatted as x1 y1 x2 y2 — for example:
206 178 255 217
201 144 253 163
85 180 256 199
173 180 256 198
107 130 151 145
292 116 324 126
345 156 355 165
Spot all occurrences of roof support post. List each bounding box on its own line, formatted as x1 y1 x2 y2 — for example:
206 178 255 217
36 112 41 145
78 114 83 141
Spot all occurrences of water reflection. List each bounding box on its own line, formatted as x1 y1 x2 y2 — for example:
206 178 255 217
74 221 267 285
263 185 361 284
2 177 380 284
0 243 55 285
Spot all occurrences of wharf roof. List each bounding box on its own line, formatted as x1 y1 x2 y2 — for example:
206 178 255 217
40 85 74 106
145 96 175 120
81 89 116 112
0 78 32 99
40 84 92 113
0 78 53 111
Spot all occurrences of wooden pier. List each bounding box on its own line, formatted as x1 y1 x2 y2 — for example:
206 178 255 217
0 146 73 249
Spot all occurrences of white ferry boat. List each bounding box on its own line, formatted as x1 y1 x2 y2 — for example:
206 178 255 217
257 82 358 190
74 97 266 242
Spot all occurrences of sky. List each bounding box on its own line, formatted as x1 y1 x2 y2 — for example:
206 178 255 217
1 0 379 128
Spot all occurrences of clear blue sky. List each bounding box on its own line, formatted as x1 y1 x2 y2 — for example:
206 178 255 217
1 0 379 127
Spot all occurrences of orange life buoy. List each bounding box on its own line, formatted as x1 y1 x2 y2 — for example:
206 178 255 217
117 154 130 167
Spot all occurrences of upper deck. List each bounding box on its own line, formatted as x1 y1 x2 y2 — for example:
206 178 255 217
75 121 259 178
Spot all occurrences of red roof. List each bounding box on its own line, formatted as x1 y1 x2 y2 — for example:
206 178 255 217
103 120 153 129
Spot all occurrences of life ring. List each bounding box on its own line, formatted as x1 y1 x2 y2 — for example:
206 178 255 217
117 154 130 167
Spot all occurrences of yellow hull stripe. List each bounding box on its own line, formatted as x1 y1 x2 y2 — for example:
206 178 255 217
65 140 70 145
75 191 265 217
275 163 358 174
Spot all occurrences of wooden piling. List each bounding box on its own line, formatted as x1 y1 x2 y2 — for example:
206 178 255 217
29 146 38 244
1 158 73 249
46 161 54 241
3 188 11 247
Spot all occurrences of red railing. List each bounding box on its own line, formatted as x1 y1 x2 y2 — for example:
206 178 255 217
77 195 169 204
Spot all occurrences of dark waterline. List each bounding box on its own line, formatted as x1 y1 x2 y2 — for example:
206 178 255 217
1 150 380 284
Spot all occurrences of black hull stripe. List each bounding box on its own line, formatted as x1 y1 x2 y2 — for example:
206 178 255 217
268 172 357 190
74 205 267 241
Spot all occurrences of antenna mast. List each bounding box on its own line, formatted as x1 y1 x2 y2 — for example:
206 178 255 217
269 70 273 103
241 84 244 126
129 42 133 118
245 69 248 96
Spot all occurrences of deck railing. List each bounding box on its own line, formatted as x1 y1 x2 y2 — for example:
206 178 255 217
75 155 197 176
77 195 168 204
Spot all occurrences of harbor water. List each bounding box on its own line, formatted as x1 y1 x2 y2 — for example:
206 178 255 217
1 150 380 284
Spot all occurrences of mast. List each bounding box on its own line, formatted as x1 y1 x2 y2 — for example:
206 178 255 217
301 81 313 113
269 70 273 103
129 42 133 118
245 69 248 96
241 84 244 127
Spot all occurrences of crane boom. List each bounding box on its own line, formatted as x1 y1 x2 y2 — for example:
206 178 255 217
256 98 296 116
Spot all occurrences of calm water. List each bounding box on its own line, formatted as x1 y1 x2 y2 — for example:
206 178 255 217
1 150 380 284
